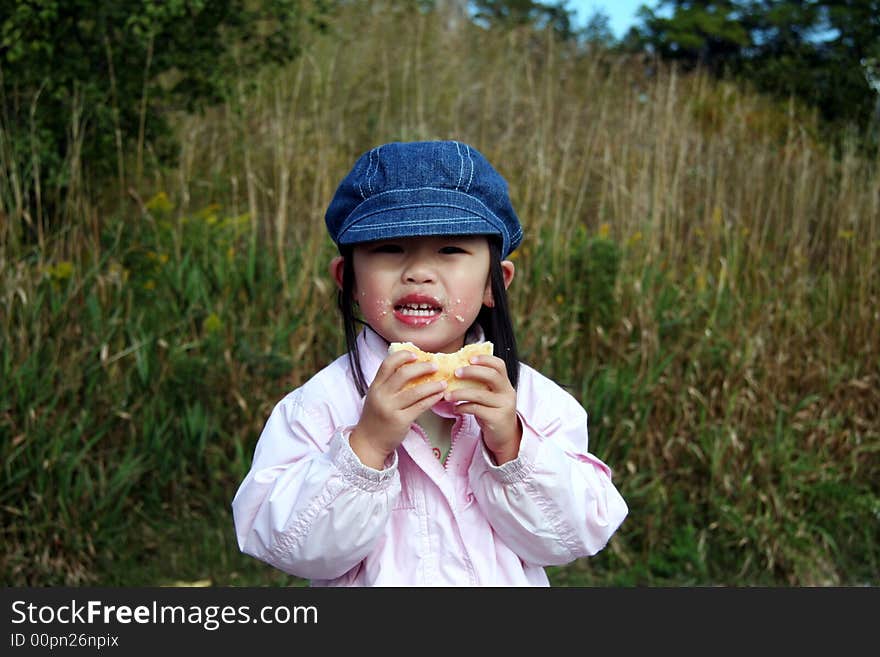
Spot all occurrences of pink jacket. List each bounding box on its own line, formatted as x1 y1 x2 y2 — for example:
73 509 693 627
232 328 628 586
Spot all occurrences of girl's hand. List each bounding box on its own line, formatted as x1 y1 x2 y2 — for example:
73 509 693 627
444 355 522 465
350 350 448 469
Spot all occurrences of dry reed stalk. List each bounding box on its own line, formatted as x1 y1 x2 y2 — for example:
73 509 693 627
271 78 295 300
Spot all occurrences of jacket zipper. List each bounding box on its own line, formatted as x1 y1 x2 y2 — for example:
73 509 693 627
410 422 443 464
444 415 466 470
416 414 478 583
447 414 478 584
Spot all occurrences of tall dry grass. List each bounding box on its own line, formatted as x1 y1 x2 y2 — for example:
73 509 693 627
2 2 877 585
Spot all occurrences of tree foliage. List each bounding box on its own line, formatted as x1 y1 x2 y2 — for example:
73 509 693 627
632 0 880 138
470 0 577 40
635 0 751 73
0 0 324 219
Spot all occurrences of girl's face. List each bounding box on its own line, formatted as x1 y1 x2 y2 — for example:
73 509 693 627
332 236 514 354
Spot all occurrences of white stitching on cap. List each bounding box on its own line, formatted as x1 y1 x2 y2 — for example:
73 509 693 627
358 147 377 199
368 146 381 196
454 141 465 191
344 217 488 232
464 144 475 193
357 163 366 201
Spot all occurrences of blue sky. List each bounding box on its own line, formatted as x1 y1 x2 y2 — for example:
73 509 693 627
566 1 649 38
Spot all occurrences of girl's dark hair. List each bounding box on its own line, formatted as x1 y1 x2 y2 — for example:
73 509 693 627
336 237 519 397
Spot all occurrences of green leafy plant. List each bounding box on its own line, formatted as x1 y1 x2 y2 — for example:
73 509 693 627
0 0 324 236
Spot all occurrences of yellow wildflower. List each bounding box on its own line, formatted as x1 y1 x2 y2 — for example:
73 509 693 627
230 213 250 228
627 231 643 247
198 204 222 225
108 261 129 283
45 261 74 281
145 192 172 214
204 313 223 334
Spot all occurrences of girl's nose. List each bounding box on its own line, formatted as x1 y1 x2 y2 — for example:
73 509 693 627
403 259 436 284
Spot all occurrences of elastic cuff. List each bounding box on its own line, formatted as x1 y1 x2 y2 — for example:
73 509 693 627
328 428 398 491
479 427 537 484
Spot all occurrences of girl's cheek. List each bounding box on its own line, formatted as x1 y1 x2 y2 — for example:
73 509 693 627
444 297 471 323
356 290 391 322
372 297 391 318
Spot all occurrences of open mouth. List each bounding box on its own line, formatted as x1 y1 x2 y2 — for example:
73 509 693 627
394 302 442 317
393 295 443 325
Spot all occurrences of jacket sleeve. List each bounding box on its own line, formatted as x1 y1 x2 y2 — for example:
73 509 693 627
467 373 628 567
231 388 401 580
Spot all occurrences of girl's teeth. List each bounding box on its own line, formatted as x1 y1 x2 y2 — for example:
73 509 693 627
397 303 440 316
400 307 437 316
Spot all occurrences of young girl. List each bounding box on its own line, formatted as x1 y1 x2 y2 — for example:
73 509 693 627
232 140 628 586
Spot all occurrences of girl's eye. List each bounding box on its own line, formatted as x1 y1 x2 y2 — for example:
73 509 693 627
440 246 467 254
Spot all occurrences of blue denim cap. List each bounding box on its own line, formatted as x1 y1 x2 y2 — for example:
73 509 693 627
325 141 523 257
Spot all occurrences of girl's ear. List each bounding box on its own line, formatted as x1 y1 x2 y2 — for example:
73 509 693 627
500 260 516 289
483 260 516 307
329 255 346 291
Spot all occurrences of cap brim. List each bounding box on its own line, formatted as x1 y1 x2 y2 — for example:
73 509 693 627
335 188 510 251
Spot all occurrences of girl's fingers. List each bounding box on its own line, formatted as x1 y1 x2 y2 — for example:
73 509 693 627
400 378 447 404
405 388 448 413
391 360 440 390
453 366 496 387
452 362 509 392
467 354 507 374
374 350 418 386
444 387 501 408
450 402 483 418
375 355 437 392
449 401 509 423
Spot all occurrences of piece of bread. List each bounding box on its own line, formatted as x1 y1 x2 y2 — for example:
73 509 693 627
388 341 493 391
